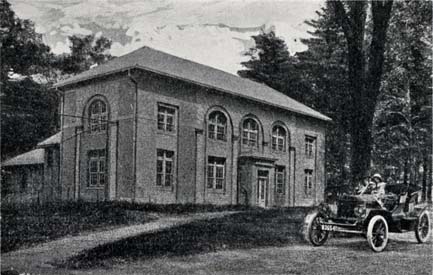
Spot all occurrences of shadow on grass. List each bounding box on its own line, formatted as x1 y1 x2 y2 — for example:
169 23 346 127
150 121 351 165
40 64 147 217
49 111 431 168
58 208 311 269
1 201 252 253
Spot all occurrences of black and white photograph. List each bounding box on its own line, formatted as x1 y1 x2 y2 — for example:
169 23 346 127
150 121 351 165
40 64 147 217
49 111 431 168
1 0 432 274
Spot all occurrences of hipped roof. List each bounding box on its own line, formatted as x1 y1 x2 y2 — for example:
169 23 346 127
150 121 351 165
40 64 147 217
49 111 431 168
55 46 331 122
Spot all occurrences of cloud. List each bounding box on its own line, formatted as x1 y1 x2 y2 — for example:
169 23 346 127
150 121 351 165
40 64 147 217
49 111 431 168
60 22 92 36
51 40 71 54
10 0 324 73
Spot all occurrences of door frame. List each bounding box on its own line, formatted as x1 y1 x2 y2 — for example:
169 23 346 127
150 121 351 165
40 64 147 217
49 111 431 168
257 169 269 207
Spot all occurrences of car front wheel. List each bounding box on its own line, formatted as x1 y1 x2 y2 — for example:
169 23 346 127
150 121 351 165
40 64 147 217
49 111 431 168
303 210 329 246
415 209 431 243
366 215 388 252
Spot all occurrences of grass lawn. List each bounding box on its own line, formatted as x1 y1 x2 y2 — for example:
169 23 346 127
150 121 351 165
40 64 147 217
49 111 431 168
58 207 311 269
0 201 249 254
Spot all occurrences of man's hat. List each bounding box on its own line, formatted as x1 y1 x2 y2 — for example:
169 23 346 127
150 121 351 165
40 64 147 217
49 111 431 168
372 173 383 181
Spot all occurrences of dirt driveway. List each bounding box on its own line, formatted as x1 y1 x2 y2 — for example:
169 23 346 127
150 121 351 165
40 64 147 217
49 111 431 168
2 209 431 275
60 233 431 275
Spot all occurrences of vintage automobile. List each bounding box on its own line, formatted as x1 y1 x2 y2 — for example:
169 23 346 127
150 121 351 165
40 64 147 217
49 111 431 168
303 180 431 252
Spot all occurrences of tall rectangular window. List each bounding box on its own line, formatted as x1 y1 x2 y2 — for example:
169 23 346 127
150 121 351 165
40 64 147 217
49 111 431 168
305 136 316 158
157 105 176 132
304 169 313 196
156 149 174 187
88 149 106 187
207 156 225 190
275 166 285 194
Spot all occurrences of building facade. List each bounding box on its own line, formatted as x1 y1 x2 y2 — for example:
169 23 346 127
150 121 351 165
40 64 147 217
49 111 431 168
56 47 331 207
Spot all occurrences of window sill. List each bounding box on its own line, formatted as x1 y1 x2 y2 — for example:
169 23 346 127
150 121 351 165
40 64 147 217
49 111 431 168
86 186 105 190
157 130 177 137
86 131 107 136
155 185 174 192
271 149 287 154
208 138 228 145
206 189 225 194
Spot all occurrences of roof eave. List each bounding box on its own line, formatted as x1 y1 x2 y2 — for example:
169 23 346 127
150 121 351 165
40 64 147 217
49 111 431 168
54 65 332 122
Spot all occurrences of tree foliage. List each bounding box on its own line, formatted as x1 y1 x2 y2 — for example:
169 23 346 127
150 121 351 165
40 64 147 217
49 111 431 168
373 0 432 199
54 34 112 75
0 0 52 79
296 4 351 185
1 79 58 158
0 0 112 160
237 30 309 103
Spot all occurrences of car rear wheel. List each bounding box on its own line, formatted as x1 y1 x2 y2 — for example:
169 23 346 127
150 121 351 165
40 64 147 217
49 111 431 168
415 209 431 243
366 215 388 252
303 210 329 246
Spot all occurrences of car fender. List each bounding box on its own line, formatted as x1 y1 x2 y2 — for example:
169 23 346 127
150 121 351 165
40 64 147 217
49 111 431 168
411 204 431 217
364 209 393 227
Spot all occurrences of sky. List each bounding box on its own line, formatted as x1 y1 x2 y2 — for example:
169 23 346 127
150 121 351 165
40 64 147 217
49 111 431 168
9 0 324 74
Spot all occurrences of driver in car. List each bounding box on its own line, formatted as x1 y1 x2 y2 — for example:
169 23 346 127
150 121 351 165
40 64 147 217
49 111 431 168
370 173 386 208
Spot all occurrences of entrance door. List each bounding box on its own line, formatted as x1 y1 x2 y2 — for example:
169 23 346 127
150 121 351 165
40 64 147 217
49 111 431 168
257 170 269 207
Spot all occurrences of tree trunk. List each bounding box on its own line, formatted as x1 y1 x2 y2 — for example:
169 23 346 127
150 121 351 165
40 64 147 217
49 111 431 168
330 0 393 182
403 158 409 185
422 158 427 201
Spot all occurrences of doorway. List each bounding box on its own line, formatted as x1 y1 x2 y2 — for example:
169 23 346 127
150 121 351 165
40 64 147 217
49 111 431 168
257 170 269 207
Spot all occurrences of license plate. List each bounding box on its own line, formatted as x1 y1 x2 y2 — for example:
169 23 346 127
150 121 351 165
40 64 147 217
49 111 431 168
321 225 336 231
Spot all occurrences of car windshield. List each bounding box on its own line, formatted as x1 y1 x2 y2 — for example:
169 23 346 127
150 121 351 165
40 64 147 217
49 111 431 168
354 178 374 195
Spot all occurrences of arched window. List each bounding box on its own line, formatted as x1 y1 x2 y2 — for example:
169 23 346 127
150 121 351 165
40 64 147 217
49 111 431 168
272 125 286 151
242 118 258 146
89 99 107 132
208 111 227 141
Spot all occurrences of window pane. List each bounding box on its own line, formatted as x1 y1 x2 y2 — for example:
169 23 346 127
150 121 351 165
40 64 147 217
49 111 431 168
157 159 163 173
100 102 106 113
99 174 105 186
165 175 172 186
277 173 283 183
217 126 225 140
242 131 248 144
208 124 215 139
166 161 172 174
166 151 174 159
99 159 105 172
156 174 162 186
90 174 98 186
215 179 223 189
90 160 98 172
216 166 224 178
166 115 174 131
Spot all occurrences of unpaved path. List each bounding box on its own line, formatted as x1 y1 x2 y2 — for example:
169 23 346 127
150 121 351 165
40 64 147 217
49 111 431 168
1 211 236 274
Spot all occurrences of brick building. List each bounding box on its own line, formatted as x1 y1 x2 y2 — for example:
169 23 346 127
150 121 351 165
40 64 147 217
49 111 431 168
55 46 331 207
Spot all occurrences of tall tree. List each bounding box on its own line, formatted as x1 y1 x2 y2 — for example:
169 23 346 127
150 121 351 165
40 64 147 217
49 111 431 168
0 0 113 160
297 4 351 185
55 34 112 75
373 0 432 199
329 0 393 181
237 30 308 103
0 0 58 159
0 0 51 79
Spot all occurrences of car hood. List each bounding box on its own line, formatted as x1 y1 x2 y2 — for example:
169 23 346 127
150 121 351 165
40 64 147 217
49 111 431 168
339 194 378 204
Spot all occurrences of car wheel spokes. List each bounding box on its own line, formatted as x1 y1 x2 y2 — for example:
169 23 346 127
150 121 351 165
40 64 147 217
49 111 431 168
372 220 386 247
419 215 429 237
